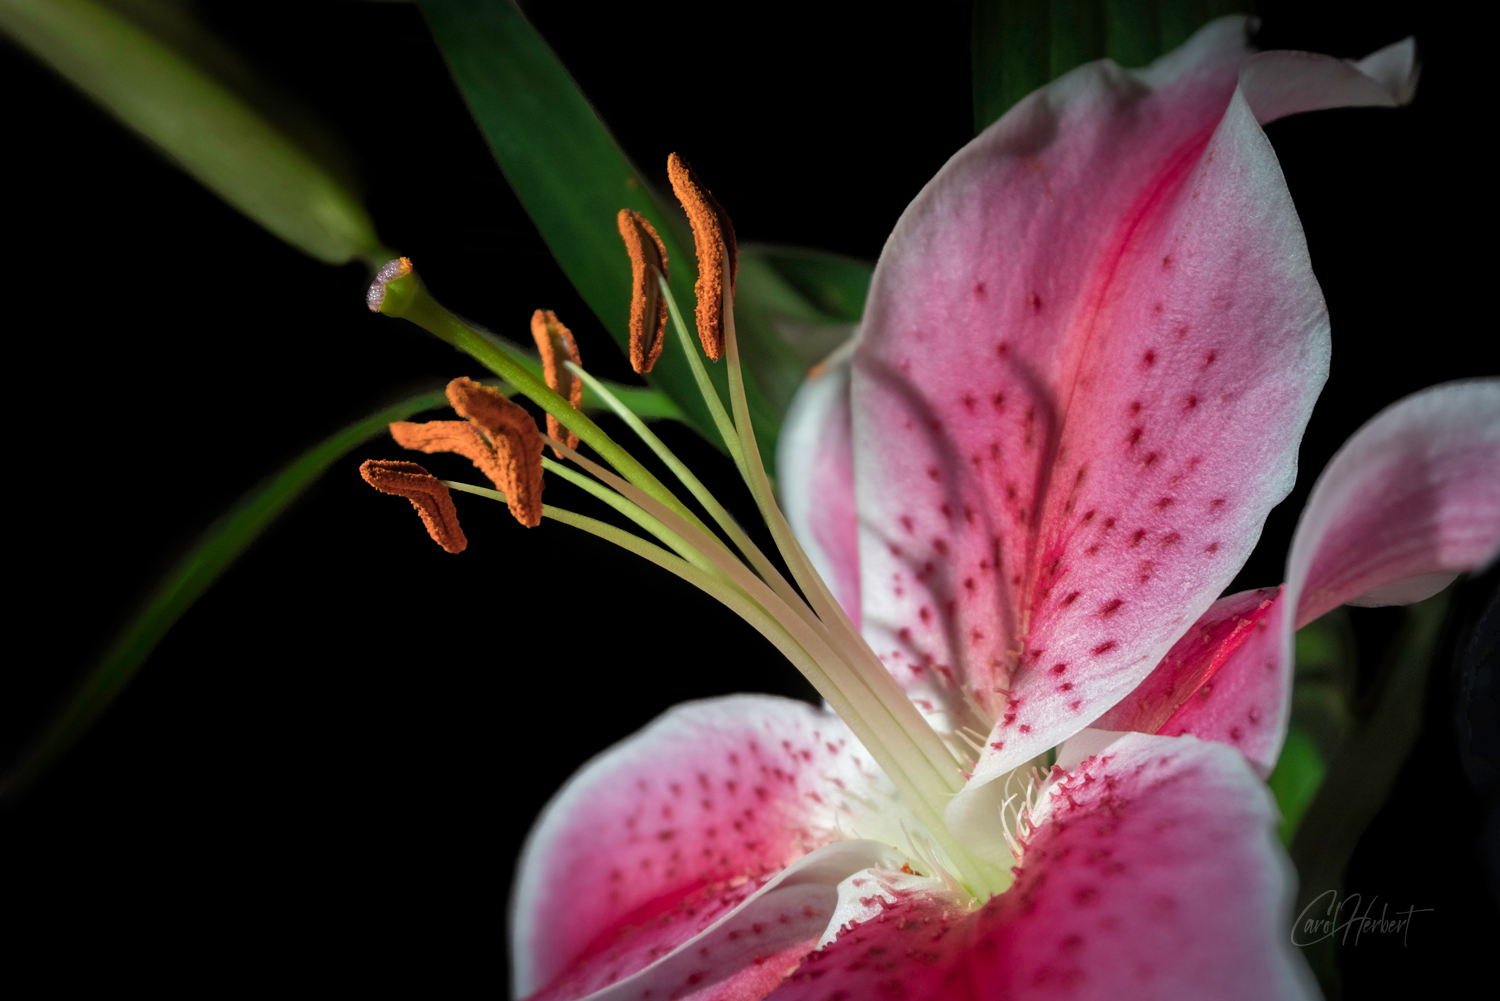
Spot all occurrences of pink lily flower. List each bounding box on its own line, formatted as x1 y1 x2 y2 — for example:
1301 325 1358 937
501 17 1498 1001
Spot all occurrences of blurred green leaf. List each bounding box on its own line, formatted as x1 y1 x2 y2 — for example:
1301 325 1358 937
1269 610 1355 844
971 0 1248 133
1289 589 1453 998
0 0 388 265
0 372 675 800
0 387 448 801
751 246 873 325
418 0 854 459
1268 725 1326 844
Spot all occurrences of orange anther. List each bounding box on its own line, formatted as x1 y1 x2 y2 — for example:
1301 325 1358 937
616 209 669 374
446 376 522 435
390 420 510 496
530 309 583 455
667 153 737 361
359 459 467 553
391 377 545 528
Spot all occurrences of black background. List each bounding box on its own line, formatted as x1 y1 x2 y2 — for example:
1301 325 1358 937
2 0 1494 993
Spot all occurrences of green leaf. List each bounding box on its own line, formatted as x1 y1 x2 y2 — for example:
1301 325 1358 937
971 0 1248 133
0 0 389 265
1268 725 1326 844
0 375 677 800
417 0 848 459
1268 610 1356 845
749 246 874 325
0 388 446 800
1288 589 1453 997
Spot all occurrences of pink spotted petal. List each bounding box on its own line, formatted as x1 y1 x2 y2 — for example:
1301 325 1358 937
778 344 861 624
512 696 889 999
1092 588 1289 775
533 840 898 1001
856 19 1417 789
1288 380 1500 628
775 732 1313 1000
1093 382 1498 775
858 54 1308 777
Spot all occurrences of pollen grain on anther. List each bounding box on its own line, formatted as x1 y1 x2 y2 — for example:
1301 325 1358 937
531 309 583 454
667 152 737 361
391 378 546 528
391 420 507 493
359 459 467 553
616 209 670 374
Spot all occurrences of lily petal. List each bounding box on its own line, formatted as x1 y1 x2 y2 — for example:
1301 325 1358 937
544 840 900 1001
1100 380 1499 775
778 342 861 624
855 18 1415 788
1289 380 1500 628
1237 37 1418 124
774 732 1313 1000
512 695 914 1000
1090 588 1287 774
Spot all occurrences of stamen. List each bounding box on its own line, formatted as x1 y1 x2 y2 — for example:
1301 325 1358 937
666 153 736 361
391 376 546 528
446 376 522 435
366 257 413 313
530 310 583 455
358 459 467 553
615 209 669 374
390 420 509 496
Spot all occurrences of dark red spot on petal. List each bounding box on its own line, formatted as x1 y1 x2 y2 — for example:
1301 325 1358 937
1141 350 1156 368
1099 599 1123 617
1092 641 1117 656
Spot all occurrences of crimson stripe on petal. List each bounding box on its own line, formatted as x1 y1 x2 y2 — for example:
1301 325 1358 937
1094 587 1288 775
